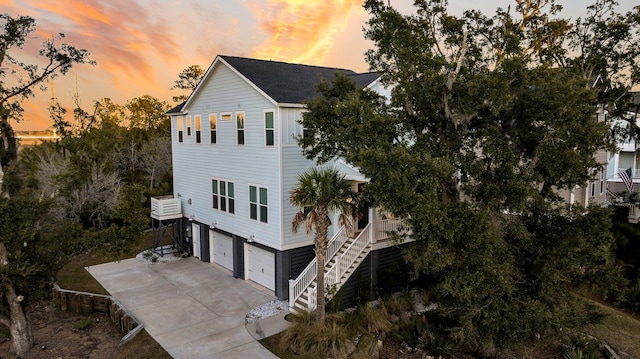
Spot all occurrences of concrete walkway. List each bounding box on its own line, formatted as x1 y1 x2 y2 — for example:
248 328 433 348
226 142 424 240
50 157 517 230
87 257 287 359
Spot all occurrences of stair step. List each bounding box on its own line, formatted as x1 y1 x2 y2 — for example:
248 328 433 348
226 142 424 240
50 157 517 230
294 239 373 311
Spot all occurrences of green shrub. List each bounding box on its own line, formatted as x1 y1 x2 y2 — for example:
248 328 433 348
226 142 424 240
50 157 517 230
391 313 454 359
616 278 640 314
391 313 428 345
356 302 392 334
561 333 603 359
74 317 93 330
279 311 353 358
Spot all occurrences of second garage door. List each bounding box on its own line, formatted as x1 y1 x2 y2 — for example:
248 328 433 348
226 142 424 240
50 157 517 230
246 245 275 291
210 230 234 271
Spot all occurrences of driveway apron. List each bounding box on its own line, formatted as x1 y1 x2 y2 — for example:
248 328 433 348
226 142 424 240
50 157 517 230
87 257 279 359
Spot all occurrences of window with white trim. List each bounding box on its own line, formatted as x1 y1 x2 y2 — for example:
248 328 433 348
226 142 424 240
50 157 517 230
177 116 183 142
209 114 217 144
265 111 274 146
186 115 192 136
221 112 232 121
212 179 235 214
236 112 245 145
249 185 267 223
195 115 201 143
599 167 605 194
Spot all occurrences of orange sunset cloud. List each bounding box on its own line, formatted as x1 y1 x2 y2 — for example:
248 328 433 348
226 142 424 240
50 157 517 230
1 0 370 130
249 0 364 65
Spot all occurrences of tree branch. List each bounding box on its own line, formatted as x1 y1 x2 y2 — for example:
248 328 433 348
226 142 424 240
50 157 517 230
444 27 469 123
0 56 60 105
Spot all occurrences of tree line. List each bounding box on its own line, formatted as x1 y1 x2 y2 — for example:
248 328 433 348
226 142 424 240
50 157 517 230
295 0 639 356
0 12 204 354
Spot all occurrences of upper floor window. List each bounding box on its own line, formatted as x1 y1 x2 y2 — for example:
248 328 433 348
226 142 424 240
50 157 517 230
195 115 201 143
221 112 232 121
600 167 605 194
177 116 184 142
236 112 245 145
212 179 235 214
209 114 217 144
249 185 268 223
265 111 274 146
186 116 192 136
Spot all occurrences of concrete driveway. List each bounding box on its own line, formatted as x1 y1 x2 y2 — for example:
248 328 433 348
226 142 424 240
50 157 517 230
87 257 283 359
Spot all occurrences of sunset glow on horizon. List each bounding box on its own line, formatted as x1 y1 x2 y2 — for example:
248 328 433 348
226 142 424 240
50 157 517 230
1 0 636 131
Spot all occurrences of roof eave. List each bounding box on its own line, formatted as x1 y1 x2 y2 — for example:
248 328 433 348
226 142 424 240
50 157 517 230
276 103 306 108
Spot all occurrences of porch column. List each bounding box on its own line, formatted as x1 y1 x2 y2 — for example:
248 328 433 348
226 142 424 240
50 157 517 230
369 207 375 243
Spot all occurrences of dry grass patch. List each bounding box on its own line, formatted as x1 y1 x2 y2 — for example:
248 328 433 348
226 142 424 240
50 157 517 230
584 300 640 358
53 231 172 359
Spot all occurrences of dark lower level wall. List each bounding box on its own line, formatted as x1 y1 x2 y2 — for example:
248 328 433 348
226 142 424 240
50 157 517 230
179 218 315 301
335 245 406 310
173 217 407 305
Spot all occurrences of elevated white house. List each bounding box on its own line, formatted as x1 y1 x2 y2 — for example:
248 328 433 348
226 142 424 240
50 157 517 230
163 55 404 310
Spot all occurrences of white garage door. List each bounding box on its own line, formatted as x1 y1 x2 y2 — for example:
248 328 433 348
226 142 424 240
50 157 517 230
210 231 234 271
246 245 275 291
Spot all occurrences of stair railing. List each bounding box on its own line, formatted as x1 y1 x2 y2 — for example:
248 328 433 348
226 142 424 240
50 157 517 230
325 223 372 288
288 226 348 308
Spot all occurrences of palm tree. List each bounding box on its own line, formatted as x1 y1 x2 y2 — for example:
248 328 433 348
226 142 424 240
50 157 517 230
290 167 357 322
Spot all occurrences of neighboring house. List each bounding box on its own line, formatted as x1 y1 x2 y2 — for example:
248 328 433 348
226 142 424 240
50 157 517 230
157 55 404 310
559 108 609 208
604 97 640 222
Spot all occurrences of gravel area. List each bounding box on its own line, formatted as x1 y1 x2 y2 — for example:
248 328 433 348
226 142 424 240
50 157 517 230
245 300 290 323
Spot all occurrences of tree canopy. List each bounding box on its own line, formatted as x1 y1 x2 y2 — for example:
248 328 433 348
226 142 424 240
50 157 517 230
0 13 93 167
170 64 205 103
298 0 638 353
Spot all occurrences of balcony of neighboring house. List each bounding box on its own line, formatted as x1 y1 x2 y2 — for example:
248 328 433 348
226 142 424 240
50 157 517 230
607 150 640 223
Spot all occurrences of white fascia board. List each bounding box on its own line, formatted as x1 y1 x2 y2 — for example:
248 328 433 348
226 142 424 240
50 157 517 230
277 103 306 108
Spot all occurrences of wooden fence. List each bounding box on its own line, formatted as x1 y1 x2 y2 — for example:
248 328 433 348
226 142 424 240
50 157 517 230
51 284 144 347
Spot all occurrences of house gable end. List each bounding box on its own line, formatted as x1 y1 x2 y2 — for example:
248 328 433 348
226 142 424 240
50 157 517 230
181 56 279 113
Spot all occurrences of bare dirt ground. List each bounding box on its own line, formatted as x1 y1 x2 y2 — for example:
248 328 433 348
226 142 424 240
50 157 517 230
0 303 122 359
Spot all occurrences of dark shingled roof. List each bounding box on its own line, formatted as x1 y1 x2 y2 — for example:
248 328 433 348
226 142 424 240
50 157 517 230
348 72 382 89
167 102 185 115
220 55 378 103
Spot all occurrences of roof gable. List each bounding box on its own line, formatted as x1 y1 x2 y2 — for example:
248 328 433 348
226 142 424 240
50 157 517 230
221 55 363 104
177 55 380 114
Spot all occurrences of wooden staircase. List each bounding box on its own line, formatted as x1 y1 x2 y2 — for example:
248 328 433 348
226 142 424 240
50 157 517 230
289 224 373 312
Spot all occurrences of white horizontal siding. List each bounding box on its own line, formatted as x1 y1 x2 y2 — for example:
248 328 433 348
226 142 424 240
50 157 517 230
280 152 342 248
172 63 282 249
281 146 316 247
281 108 305 146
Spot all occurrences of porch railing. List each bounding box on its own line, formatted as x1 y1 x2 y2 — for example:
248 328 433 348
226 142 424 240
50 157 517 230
374 218 404 241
